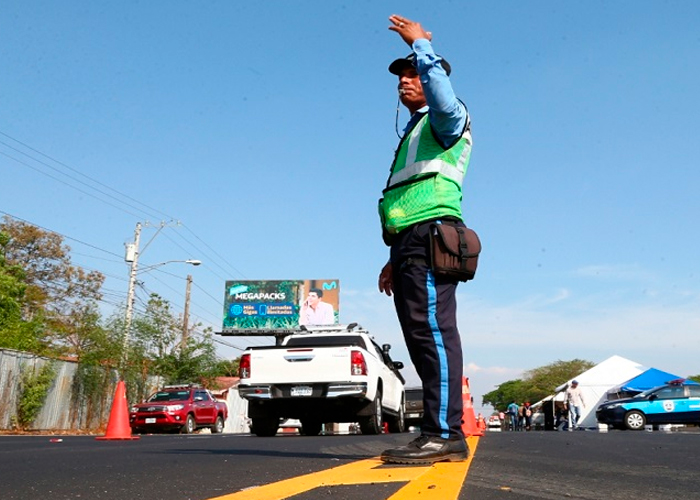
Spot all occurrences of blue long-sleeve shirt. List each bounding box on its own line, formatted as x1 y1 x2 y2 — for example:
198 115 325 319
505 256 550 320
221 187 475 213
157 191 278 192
404 39 468 148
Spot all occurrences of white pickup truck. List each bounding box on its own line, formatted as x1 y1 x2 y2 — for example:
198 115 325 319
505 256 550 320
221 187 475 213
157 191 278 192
237 324 406 437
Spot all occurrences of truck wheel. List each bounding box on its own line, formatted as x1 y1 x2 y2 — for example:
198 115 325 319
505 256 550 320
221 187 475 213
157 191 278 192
181 414 196 434
387 401 405 433
300 419 322 436
251 417 279 437
211 415 225 434
359 391 383 435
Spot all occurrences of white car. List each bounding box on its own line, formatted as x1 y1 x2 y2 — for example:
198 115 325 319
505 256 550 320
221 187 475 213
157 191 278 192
487 415 502 431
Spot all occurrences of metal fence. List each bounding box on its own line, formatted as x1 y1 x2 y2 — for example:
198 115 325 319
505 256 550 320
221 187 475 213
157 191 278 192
0 348 159 432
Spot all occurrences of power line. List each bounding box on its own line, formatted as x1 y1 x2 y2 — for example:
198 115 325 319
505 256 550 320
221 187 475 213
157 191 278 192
2 134 260 351
144 272 225 331
70 250 124 265
2 133 247 282
148 267 223 316
1 210 221 329
1 151 146 219
160 229 232 283
190 328 247 352
181 223 248 279
1 139 157 218
0 209 123 259
1 133 249 283
0 130 174 221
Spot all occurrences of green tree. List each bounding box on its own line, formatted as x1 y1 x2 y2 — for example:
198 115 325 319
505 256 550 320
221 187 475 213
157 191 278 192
1 216 105 355
124 294 224 391
688 375 700 384
482 359 595 411
0 231 45 352
2 222 121 428
212 358 241 378
481 379 526 413
522 359 595 401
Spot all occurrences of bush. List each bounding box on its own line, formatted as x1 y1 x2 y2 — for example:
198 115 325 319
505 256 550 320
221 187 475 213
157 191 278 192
15 362 56 430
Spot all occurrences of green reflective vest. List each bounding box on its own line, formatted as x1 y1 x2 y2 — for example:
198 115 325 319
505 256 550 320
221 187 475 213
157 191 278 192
379 113 472 236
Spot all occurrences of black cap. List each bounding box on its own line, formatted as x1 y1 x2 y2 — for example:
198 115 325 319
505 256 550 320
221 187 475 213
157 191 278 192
388 53 451 76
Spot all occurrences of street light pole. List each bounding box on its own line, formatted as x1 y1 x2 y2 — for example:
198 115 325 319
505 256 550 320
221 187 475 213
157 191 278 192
181 274 192 351
123 222 142 357
122 220 201 364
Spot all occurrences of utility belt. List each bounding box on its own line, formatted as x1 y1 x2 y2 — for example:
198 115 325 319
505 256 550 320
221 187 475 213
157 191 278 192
384 216 461 247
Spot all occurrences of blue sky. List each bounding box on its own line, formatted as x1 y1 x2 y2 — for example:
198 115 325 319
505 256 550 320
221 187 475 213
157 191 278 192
2 1 699 414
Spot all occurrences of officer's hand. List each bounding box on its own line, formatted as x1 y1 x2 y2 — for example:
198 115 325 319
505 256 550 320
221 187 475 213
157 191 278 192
378 262 393 297
388 15 432 46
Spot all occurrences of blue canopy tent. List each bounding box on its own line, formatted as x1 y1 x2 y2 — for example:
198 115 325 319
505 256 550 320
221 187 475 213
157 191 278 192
606 368 698 400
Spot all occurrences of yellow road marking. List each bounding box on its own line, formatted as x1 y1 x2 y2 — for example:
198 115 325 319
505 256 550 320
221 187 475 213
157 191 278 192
208 436 480 500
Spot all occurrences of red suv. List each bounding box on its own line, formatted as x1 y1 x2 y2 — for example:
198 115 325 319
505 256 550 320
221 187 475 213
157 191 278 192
129 385 228 434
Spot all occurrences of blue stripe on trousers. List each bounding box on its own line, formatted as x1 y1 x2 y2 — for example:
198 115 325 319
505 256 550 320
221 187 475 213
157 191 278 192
426 269 450 439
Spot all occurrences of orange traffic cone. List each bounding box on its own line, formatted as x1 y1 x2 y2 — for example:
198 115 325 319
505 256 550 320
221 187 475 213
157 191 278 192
461 376 484 437
96 380 140 441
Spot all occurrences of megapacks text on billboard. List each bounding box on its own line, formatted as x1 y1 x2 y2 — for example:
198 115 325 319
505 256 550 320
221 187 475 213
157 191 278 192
222 279 340 331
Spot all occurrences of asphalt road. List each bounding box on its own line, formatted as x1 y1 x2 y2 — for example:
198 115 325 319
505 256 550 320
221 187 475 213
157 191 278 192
1 429 699 499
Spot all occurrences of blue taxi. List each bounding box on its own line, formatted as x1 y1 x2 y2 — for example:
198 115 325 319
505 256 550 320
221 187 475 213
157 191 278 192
596 380 700 430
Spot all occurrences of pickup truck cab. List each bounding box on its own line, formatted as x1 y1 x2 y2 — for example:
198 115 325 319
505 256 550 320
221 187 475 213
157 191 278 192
238 324 406 437
404 387 424 429
129 384 228 434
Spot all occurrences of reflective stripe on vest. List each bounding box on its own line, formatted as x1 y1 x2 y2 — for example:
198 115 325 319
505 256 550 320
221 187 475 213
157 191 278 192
387 114 471 188
379 112 471 236
388 157 466 187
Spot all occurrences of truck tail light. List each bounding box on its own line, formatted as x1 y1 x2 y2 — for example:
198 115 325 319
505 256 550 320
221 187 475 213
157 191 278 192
239 353 251 379
350 350 367 376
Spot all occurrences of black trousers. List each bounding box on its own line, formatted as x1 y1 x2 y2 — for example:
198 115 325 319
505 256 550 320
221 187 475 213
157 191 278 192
390 220 465 439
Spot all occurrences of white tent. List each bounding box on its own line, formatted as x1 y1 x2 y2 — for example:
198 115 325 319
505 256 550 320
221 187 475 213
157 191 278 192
554 355 646 428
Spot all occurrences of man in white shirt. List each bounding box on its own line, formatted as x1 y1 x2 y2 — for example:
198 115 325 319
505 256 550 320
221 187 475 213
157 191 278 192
565 380 585 428
299 288 335 325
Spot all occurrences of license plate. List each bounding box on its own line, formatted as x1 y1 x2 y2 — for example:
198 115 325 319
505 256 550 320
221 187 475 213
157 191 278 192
291 386 313 397
145 418 156 424
406 413 419 418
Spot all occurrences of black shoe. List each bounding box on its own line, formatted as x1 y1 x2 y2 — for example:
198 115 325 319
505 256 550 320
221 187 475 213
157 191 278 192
380 434 469 465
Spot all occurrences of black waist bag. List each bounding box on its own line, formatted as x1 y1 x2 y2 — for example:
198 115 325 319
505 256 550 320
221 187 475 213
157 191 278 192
429 223 481 281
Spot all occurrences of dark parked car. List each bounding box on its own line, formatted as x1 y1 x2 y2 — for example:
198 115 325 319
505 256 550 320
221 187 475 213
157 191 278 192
404 387 424 429
596 380 700 430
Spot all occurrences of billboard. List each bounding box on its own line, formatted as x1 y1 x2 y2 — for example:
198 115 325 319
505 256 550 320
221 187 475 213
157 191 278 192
222 279 340 332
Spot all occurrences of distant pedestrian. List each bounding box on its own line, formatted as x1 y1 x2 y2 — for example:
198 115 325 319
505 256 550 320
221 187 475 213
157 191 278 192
554 401 566 430
506 400 520 431
565 380 586 429
521 401 533 431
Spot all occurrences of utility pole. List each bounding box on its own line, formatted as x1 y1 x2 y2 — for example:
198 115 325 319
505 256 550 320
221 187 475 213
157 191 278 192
181 274 192 351
123 222 142 359
122 219 197 365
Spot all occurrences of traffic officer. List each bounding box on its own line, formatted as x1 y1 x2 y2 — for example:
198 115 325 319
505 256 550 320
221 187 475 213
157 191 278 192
378 14 472 464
